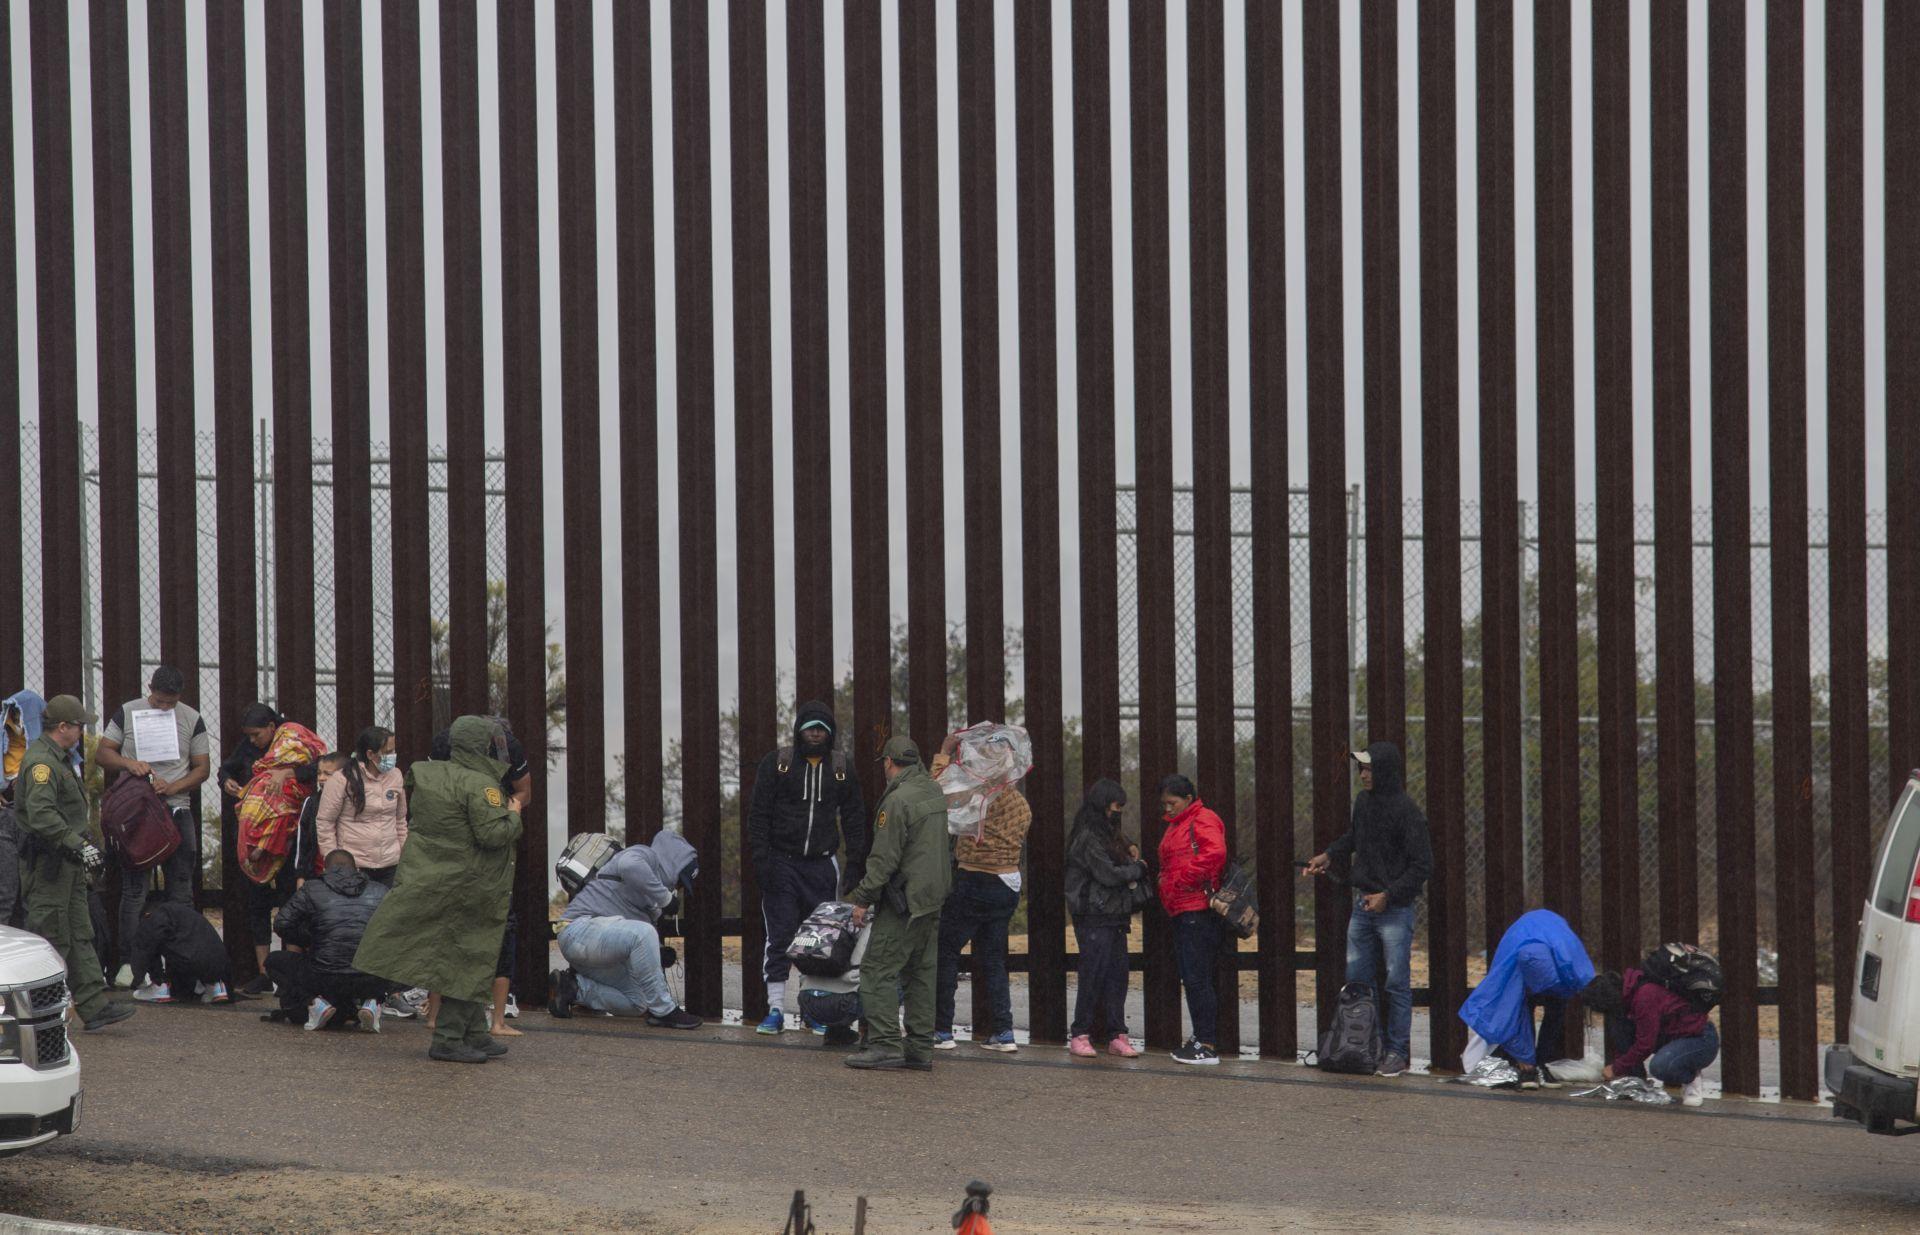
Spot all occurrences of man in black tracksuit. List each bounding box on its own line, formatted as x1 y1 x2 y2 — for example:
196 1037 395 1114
746 701 870 1034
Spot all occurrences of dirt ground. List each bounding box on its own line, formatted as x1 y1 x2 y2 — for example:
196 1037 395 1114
0 1147 665 1235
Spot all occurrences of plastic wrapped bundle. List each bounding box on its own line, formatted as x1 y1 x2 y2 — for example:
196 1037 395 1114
1570 1077 1673 1105
1456 1056 1522 1087
935 723 1035 840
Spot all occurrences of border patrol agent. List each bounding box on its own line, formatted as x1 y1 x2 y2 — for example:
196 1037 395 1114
844 735 952 1071
20 695 134 1031
354 715 521 1063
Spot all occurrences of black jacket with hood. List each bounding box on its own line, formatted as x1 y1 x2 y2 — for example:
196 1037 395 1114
1325 742 1433 908
745 701 871 869
127 899 230 987
1064 779 1150 923
274 866 390 974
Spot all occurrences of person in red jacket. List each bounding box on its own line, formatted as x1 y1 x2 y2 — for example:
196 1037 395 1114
1581 968 1718 1107
1156 775 1228 1065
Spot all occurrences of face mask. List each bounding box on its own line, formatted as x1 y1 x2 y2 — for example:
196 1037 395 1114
379 754 397 773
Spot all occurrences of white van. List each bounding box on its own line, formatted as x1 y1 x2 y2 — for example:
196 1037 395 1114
0 925 81 1156
1829 778 1920 1134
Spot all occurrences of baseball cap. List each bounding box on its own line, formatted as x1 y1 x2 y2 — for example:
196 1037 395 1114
1349 748 1373 767
44 695 97 727
879 735 921 765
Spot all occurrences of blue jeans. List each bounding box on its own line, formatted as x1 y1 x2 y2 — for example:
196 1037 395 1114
1173 911 1224 1045
935 870 1020 1036
1647 1023 1719 1085
1345 898 1414 1058
1608 1017 1719 1085
558 916 676 1017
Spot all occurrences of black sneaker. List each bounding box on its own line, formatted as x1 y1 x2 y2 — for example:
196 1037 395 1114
646 1006 703 1030
83 1002 137 1032
241 974 273 998
1171 1038 1219 1066
428 1043 489 1064
1516 1064 1541 1090
471 1036 509 1057
1537 1063 1563 1089
548 969 578 1019
1375 1052 1409 1078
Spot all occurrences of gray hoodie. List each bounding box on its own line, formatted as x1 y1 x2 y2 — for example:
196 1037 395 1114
561 831 700 925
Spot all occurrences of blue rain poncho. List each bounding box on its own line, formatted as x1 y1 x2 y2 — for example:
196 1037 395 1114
1458 909 1596 1065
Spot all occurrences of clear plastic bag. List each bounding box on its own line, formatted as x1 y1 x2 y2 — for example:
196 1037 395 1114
934 723 1035 839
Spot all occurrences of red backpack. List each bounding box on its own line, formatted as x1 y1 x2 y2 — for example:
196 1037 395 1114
99 774 181 871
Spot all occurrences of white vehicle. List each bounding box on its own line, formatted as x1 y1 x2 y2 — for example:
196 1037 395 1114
0 925 81 1156
1830 777 1920 1134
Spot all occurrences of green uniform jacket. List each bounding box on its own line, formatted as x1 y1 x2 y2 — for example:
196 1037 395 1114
849 763 952 918
353 717 520 1003
16 734 90 860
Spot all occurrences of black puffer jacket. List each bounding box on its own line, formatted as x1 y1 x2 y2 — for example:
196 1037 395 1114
1063 780 1150 922
274 867 389 974
1326 742 1432 907
745 701 871 868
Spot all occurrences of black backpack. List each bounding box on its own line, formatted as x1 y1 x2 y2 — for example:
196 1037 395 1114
1641 942 1724 1013
1317 981 1383 1075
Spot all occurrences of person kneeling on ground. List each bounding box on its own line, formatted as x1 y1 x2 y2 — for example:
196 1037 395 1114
354 716 521 1064
798 919 872 1048
548 829 703 1029
1457 908 1596 1089
267 849 396 1031
127 892 231 1004
1581 968 1718 1108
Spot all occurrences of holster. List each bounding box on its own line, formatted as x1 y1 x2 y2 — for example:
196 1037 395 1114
883 875 910 917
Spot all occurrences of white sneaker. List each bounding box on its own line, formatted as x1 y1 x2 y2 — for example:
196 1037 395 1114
204 981 230 1003
304 996 336 1032
359 999 382 1034
382 993 417 1019
1682 1076 1705 1107
503 993 520 1019
133 982 173 1003
114 964 135 989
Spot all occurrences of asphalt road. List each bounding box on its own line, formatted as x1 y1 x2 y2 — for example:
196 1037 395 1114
8 999 1918 1233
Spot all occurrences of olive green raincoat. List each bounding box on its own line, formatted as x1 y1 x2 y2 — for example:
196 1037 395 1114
353 716 520 1003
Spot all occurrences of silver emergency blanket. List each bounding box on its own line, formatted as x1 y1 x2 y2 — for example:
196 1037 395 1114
1569 1077 1674 1105
935 722 1034 839
1456 1056 1522 1087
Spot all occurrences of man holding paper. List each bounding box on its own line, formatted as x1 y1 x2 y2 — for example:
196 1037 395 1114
98 666 211 983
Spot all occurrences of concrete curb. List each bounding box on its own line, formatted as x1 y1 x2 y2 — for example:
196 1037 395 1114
0 1215 154 1235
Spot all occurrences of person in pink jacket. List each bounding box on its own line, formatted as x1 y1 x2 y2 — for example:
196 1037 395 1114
316 727 408 885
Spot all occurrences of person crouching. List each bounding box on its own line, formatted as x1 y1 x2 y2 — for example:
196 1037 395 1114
267 849 396 1031
548 829 703 1029
1581 968 1718 1107
353 715 522 1063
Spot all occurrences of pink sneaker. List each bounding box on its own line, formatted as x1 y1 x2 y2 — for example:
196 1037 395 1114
1108 1035 1140 1058
1068 1034 1097 1058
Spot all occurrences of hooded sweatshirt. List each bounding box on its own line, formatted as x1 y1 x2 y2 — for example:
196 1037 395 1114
562 831 700 925
1325 742 1432 908
745 701 871 867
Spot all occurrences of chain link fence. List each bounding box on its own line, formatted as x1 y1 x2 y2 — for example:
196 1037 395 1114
1119 486 1890 969
15 422 507 763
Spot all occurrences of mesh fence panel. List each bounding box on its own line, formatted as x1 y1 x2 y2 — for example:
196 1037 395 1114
1118 486 1891 967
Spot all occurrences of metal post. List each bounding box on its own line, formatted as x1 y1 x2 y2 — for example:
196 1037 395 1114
1349 483 1361 744
77 425 96 715
1518 498 1534 902
257 418 271 705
